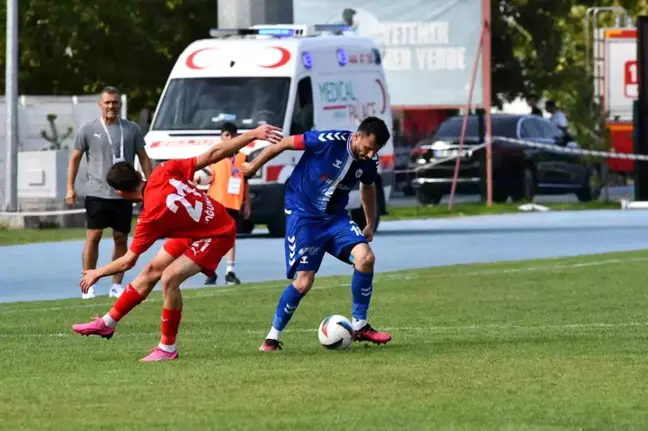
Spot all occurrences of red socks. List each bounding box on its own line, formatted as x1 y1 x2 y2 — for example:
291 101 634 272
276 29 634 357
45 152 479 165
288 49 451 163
108 284 144 321
160 308 182 346
105 284 182 347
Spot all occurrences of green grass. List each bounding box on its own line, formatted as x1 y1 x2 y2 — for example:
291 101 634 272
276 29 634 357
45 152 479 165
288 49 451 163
0 218 138 246
0 225 89 245
383 200 620 221
3 249 648 429
0 201 621 246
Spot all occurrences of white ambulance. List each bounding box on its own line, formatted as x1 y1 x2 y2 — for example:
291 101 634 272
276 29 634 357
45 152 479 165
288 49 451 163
142 24 394 237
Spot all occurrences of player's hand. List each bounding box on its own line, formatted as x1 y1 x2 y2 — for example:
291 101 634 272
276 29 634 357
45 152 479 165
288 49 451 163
244 203 251 220
363 224 374 242
80 270 100 293
65 188 77 206
252 124 283 144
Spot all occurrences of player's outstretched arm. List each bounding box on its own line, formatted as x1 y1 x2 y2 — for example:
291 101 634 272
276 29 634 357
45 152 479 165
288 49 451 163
241 135 301 177
195 124 283 171
79 251 140 293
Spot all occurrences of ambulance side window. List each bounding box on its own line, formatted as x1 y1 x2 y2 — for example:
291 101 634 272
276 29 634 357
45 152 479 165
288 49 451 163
290 77 314 135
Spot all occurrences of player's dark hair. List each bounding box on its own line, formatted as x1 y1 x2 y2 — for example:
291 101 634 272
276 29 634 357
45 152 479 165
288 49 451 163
100 86 121 97
221 122 238 135
106 161 141 192
357 116 391 148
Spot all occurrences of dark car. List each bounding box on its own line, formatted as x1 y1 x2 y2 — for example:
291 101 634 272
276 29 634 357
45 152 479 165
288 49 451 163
409 114 602 204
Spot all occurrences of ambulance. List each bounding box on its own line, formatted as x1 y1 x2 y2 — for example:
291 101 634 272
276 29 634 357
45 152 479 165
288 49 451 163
142 24 394 237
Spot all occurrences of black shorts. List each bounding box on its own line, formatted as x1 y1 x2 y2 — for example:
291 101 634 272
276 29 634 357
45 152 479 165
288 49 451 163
84 196 133 234
226 208 240 221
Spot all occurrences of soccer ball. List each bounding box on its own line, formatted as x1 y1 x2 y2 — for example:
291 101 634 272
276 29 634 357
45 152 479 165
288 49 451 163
318 315 355 350
193 167 213 190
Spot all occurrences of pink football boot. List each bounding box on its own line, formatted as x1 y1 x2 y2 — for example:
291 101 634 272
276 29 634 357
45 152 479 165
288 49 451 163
72 316 115 339
140 347 179 362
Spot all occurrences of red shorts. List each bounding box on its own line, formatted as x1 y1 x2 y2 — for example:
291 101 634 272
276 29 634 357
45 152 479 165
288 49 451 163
163 234 235 277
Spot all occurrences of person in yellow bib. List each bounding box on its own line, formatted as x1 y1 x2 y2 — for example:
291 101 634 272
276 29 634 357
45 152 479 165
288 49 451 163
204 122 250 285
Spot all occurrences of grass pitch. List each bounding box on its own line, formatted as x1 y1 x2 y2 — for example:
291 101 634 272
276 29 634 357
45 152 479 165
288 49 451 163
2 250 648 430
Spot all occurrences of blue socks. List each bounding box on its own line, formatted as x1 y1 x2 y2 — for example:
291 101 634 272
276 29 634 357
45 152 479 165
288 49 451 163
351 269 373 321
266 271 373 341
271 284 304 333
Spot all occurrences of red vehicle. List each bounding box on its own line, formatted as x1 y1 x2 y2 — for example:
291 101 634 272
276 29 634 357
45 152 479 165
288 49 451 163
589 8 636 177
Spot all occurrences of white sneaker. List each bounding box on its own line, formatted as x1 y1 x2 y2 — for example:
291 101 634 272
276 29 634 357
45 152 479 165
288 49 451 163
81 286 96 300
109 284 124 298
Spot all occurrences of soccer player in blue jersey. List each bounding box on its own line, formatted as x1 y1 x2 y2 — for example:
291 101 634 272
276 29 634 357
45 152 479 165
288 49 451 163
241 116 393 351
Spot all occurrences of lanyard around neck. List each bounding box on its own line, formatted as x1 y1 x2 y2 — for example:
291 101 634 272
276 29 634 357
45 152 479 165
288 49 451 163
100 118 124 160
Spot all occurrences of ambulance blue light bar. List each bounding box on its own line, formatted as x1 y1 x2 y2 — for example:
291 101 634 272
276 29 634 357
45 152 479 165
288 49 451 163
257 28 296 37
209 24 351 38
209 28 300 38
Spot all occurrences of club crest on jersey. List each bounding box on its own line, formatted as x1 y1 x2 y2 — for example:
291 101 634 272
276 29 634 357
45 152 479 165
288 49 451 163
355 169 363 178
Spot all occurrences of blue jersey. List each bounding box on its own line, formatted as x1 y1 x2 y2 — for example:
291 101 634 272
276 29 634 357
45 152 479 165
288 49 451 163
284 129 378 217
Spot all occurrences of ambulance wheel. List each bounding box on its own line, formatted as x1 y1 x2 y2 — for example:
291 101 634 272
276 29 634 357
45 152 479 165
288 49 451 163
236 219 254 235
267 214 286 238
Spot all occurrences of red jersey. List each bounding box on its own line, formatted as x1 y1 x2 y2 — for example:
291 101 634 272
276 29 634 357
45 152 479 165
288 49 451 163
129 157 235 255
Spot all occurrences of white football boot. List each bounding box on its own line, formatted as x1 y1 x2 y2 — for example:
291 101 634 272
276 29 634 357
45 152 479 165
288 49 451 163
81 286 96 300
109 284 124 298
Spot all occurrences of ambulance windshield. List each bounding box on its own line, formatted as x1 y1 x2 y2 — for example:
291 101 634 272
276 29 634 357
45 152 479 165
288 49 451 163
152 77 290 131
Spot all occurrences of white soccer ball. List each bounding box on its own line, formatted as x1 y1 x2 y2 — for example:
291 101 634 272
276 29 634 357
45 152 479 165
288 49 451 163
318 315 355 350
193 167 213 190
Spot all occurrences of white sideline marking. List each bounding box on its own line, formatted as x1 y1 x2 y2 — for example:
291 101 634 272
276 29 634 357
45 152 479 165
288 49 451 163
0 208 86 217
2 321 648 340
0 282 352 315
464 257 648 276
2 256 647 315
250 321 648 334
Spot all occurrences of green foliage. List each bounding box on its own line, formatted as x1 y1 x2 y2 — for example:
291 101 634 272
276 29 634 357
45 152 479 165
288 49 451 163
491 0 648 148
0 0 647 132
0 0 217 117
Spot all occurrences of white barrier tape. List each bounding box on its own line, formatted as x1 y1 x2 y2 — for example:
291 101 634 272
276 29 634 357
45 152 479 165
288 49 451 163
496 136 648 161
393 142 488 174
393 136 648 175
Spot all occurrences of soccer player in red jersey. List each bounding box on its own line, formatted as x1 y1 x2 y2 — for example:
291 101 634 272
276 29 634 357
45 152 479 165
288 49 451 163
72 124 282 362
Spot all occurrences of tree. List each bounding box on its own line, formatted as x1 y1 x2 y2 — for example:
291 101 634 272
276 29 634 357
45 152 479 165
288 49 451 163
3 0 648 135
491 0 598 107
491 0 648 148
0 0 217 117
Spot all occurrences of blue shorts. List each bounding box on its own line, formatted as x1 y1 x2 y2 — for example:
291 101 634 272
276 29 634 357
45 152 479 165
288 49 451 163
284 212 367 279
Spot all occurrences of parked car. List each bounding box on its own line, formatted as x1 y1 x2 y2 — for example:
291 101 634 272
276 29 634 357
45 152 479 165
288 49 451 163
394 146 416 196
409 114 602 204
